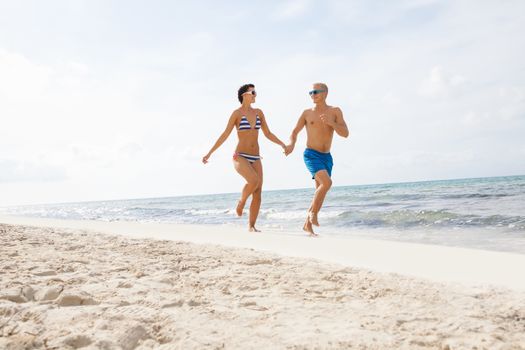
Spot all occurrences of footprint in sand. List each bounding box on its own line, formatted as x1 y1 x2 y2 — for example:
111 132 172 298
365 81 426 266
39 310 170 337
34 286 64 302
161 300 184 308
187 299 207 307
117 324 151 350
117 281 133 289
0 288 27 303
107 305 157 323
239 301 268 311
22 286 35 301
244 259 275 266
56 291 98 306
33 269 57 277
63 334 93 349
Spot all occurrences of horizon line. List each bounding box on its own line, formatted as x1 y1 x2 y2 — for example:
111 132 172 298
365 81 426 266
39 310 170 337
2 173 523 208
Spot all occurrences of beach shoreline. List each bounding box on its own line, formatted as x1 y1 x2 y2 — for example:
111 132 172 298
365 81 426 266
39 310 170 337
1 215 525 291
1 220 525 348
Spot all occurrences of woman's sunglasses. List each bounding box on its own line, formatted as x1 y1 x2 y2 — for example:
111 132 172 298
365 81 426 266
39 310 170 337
243 90 257 96
309 89 327 96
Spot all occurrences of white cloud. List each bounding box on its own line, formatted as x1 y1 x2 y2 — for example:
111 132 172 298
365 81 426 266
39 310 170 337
328 0 439 27
272 0 311 20
381 92 401 105
0 49 52 100
499 86 525 103
403 0 441 9
419 66 467 97
0 159 66 183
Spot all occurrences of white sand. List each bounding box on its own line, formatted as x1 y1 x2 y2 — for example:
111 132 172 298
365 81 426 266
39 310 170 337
2 215 525 290
1 217 525 349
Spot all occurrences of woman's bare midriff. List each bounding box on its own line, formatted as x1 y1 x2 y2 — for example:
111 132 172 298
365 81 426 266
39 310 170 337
236 130 260 155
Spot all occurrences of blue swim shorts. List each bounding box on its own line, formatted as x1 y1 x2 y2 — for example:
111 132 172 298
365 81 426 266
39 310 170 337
303 148 333 179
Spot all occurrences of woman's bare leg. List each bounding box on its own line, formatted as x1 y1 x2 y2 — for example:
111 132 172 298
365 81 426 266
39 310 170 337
233 157 260 217
248 160 263 231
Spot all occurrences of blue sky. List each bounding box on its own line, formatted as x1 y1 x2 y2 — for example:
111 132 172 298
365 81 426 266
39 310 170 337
1 0 524 206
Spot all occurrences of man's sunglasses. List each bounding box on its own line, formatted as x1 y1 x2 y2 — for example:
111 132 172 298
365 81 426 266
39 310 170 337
309 89 326 96
243 90 257 96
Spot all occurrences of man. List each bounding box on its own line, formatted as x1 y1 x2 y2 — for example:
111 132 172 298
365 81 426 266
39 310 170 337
286 83 349 236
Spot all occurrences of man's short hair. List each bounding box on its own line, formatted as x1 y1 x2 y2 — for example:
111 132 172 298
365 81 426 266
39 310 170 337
238 83 255 103
314 82 328 93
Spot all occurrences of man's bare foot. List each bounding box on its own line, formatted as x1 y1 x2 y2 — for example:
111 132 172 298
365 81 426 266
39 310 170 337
236 200 245 216
249 226 261 232
308 211 320 227
302 220 318 237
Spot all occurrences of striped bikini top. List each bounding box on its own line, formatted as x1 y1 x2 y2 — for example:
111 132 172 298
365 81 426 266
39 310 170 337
238 115 261 131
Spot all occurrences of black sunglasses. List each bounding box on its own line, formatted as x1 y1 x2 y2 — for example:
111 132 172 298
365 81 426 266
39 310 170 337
309 89 326 96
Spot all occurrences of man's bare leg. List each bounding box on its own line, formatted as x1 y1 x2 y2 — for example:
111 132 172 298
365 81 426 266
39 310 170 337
303 177 321 236
308 170 332 226
307 178 321 226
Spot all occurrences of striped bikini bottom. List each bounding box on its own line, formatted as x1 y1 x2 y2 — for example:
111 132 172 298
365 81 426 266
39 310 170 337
233 152 261 164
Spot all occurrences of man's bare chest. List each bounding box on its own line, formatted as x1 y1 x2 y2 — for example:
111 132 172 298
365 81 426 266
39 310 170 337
305 113 334 130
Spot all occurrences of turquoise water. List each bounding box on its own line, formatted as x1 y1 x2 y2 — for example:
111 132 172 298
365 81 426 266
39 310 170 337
2 175 525 253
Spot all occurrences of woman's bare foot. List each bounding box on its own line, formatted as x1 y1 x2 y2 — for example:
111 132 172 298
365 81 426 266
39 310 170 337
308 211 320 227
302 220 318 237
249 226 261 232
236 200 245 216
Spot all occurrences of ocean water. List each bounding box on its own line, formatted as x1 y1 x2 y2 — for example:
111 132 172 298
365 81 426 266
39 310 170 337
2 175 525 254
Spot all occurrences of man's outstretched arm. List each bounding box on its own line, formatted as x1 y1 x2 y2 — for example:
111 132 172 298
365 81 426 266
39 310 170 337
287 112 306 153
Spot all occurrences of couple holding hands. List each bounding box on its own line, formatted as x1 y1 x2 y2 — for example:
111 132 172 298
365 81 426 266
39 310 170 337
202 82 349 236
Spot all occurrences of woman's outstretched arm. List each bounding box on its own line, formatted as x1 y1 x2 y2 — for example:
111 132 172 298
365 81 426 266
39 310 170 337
202 111 238 164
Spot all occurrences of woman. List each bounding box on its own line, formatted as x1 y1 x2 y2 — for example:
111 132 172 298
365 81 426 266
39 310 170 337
202 84 288 232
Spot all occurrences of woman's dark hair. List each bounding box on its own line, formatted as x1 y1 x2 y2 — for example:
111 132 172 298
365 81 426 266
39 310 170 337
238 83 255 104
